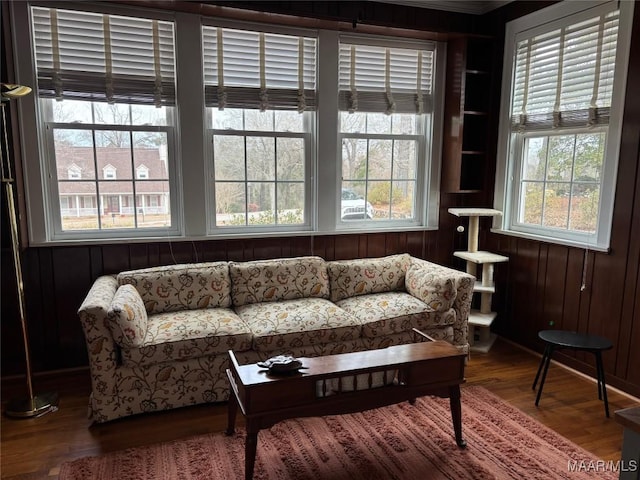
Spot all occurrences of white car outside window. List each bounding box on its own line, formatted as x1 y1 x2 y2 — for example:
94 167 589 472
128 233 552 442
341 188 374 220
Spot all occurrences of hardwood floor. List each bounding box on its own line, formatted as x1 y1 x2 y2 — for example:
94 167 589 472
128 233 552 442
1 338 638 479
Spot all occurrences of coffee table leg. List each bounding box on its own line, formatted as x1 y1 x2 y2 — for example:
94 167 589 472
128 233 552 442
449 385 466 448
226 392 238 436
245 424 259 480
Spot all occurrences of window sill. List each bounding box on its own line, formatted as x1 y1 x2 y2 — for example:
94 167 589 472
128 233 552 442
490 228 610 253
29 224 438 247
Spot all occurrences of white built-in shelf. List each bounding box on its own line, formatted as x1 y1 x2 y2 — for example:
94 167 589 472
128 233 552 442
454 251 509 264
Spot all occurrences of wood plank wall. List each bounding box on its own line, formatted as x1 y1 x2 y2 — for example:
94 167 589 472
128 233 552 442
1 1 638 400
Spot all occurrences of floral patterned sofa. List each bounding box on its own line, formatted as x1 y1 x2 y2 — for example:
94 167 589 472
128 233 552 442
78 253 474 423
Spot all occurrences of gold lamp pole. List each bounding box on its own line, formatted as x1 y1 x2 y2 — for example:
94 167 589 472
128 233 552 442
2 83 58 418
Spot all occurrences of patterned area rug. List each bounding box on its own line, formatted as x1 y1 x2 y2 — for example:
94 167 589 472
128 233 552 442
59 386 615 479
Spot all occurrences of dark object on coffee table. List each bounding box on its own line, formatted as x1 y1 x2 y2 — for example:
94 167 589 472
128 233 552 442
257 355 303 374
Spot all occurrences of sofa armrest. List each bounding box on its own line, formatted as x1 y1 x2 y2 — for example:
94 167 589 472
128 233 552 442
409 257 475 352
77 275 120 380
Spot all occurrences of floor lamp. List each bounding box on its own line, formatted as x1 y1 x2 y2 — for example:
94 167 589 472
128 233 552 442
1 83 58 418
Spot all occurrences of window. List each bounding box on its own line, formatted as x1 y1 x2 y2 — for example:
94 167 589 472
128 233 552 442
67 165 81 179
202 26 316 230
28 5 177 237
338 38 435 224
495 0 633 250
136 165 149 179
103 165 117 180
13 2 444 244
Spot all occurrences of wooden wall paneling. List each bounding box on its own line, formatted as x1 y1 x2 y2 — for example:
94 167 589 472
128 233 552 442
198 239 227 262
51 247 92 368
533 244 549 344
145 242 161 266
89 245 104 279
515 240 542 345
435 201 457 266
225 239 240 260
252 237 287 260
309 234 332 259
277 237 292 259
611 6 640 382
357 233 367 258
624 272 640 388
502 235 520 330
542 245 568 331
489 232 513 334
615 149 640 379
28 248 55 371
101 244 133 274
128 243 150 270
384 231 401 256
366 233 387 258
162 240 199 265
573 250 596 365
494 236 516 339
289 236 312 258
1 250 23 376
386 232 402 255
331 234 356 260
561 248 586 334
587 252 626 373
406 230 424 259
427 230 438 261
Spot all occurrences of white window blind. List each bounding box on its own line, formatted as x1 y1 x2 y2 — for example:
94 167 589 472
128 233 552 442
338 38 435 114
511 8 619 131
31 7 176 106
202 26 317 111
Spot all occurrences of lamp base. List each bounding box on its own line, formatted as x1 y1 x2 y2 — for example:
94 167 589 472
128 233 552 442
5 392 59 418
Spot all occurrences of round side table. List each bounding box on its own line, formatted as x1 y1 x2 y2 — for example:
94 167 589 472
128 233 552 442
532 330 613 417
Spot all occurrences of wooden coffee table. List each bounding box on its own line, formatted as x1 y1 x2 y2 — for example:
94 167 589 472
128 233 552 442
226 338 467 480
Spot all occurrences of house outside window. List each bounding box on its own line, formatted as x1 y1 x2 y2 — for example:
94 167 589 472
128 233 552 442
25 5 178 238
494 0 634 250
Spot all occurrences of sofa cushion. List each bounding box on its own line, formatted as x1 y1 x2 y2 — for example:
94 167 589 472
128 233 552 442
120 308 252 368
108 284 148 348
327 254 411 302
405 265 457 312
234 298 361 354
117 262 231 315
229 256 330 307
336 291 455 339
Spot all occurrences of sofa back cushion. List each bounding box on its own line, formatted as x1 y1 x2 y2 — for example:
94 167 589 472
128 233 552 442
117 262 231 314
108 284 148 347
327 254 411 302
405 265 457 312
229 256 330 306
